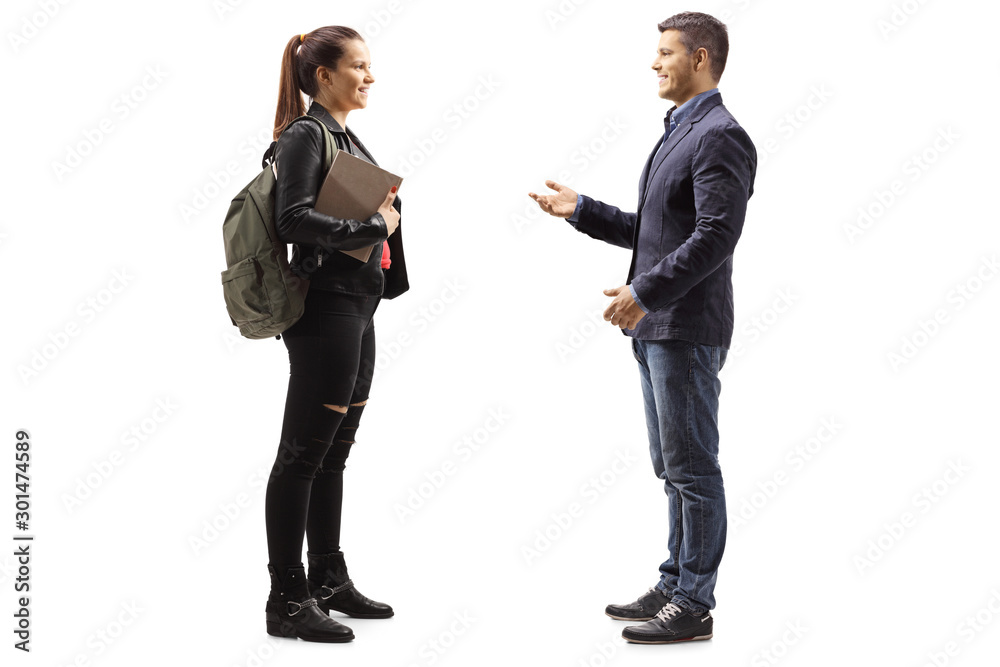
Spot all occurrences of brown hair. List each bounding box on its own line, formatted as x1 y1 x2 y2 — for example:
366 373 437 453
273 26 364 140
658 12 729 82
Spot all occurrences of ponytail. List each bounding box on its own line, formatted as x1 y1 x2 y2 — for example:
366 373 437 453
272 26 364 140
273 34 306 140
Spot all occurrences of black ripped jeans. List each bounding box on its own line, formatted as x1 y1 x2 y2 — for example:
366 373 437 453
264 287 380 568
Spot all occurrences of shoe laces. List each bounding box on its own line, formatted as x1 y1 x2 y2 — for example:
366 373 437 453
655 602 683 622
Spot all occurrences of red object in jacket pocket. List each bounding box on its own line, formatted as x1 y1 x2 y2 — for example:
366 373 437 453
380 240 391 269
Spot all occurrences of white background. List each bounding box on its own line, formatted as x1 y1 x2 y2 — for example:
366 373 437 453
3 0 999 665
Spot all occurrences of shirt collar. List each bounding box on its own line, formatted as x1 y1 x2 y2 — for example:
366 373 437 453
666 87 720 133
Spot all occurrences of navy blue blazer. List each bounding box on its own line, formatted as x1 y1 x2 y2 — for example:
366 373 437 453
570 92 756 348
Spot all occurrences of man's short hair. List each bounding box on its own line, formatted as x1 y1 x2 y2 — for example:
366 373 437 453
658 12 729 81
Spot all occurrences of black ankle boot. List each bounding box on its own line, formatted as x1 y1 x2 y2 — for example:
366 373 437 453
265 564 355 642
306 551 393 619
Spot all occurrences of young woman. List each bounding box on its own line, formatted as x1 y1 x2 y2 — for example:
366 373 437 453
262 25 409 643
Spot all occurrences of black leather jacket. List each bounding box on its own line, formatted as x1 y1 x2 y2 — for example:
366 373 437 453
265 100 409 299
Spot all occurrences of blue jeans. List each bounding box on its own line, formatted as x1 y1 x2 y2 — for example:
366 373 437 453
632 337 728 613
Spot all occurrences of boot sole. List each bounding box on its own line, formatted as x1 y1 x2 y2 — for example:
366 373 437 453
622 633 713 644
605 611 655 621
266 617 355 642
321 606 394 619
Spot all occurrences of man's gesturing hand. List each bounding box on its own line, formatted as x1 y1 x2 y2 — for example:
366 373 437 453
527 180 579 218
603 286 646 330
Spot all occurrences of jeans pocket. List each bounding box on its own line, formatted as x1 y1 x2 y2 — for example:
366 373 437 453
705 346 722 374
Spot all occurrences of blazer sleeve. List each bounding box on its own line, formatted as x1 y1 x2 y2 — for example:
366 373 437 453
566 194 636 249
273 120 388 251
629 123 756 312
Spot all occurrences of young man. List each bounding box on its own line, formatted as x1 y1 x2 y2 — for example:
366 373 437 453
529 12 757 644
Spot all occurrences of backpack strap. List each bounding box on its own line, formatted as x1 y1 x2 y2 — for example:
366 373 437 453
262 115 336 171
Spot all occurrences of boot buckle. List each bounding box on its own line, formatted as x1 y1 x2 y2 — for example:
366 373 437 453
318 580 354 600
286 597 319 616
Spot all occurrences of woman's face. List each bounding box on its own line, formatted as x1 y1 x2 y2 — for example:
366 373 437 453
316 39 374 116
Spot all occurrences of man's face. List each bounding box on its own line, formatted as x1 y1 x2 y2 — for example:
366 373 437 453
651 29 697 106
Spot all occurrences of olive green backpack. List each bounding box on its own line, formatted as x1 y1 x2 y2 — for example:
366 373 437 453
221 115 335 339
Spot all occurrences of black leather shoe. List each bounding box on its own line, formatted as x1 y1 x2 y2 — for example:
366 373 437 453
265 565 354 642
605 586 673 621
621 602 713 644
307 550 394 619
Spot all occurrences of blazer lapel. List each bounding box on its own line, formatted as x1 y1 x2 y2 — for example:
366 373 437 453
636 138 661 209
637 93 724 212
637 123 692 213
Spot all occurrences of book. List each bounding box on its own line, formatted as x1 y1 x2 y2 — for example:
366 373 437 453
313 150 403 263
